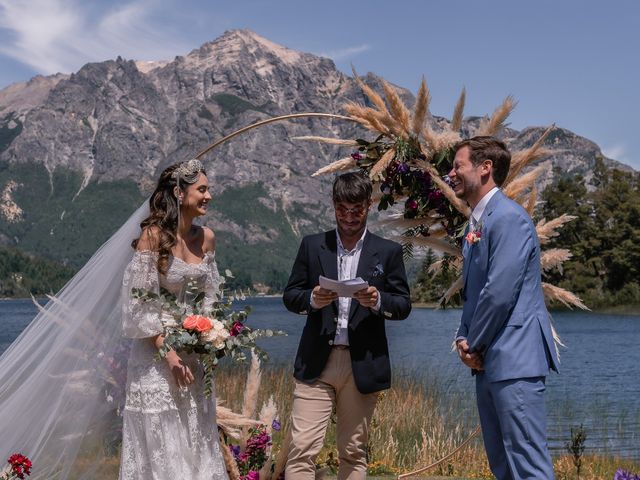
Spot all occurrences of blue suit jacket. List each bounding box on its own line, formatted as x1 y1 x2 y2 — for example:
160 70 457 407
457 190 558 382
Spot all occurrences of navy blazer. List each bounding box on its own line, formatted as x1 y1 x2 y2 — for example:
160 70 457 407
457 190 559 382
283 230 411 394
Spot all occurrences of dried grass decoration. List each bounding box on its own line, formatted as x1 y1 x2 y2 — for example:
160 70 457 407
189 72 588 315
300 69 587 313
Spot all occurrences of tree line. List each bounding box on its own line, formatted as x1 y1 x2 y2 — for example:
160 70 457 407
413 159 640 309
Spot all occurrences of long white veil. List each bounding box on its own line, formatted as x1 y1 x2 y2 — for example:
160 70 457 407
0 200 150 479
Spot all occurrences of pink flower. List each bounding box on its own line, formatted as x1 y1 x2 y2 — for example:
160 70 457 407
230 321 245 337
465 230 481 245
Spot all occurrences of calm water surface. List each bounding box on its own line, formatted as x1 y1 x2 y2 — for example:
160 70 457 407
1 297 638 458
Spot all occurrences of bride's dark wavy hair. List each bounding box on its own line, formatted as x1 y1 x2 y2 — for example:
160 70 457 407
132 162 206 274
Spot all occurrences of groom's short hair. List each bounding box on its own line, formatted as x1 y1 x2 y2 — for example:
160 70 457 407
455 136 511 187
332 171 372 204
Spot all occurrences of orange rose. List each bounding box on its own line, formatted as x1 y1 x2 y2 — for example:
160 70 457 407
182 315 199 330
195 315 213 333
182 315 213 333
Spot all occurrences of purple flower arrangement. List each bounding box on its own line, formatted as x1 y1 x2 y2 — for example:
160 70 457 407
352 137 466 242
230 421 281 480
615 469 640 480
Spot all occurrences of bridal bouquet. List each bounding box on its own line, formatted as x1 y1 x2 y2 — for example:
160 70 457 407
132 273 283 396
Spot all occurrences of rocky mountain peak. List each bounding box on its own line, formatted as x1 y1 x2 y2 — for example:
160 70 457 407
0 73 69 114
178 29 309 76
0 29 635 287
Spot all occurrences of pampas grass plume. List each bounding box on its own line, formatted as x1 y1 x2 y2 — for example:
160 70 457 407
311 157 357 177
451 88 466 132
536 215 577 244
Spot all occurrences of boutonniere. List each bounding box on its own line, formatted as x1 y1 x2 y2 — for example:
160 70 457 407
465 222 483 245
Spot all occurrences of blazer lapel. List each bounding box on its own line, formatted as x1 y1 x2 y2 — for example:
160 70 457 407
349 233 378 321
479 189 503 225
462 190 504 295
462 222 471 281
318 230 339 315
318 230 338 280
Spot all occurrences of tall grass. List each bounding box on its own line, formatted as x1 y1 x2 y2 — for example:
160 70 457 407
216 365 489 478
215 364 640 478
80 363 640 479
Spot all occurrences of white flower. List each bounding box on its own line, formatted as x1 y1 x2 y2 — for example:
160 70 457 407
201 321 230 349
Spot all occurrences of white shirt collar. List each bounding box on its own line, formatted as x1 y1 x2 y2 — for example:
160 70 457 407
471 187 499 225
337 228 367 254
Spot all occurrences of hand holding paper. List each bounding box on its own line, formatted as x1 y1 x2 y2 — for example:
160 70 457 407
319 275 369 297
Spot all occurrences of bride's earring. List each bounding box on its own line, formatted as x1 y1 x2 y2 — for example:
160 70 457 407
174 188 183 230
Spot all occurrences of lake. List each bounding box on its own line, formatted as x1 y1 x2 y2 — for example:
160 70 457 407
1 297 638 459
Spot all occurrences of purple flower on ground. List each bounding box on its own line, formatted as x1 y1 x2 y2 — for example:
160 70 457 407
272 419 281 431
229 444 241 459
614 469 640 480
397 163 410 174
246 430 271 451
350 152 363 160
243 471 259 480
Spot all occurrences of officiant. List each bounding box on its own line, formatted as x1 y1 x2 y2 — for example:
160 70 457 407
283 171 412 480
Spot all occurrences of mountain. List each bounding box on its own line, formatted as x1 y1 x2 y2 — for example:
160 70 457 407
0 29 634 292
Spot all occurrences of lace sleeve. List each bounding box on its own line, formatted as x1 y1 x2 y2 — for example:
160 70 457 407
121 251 163 338
203 252 223 310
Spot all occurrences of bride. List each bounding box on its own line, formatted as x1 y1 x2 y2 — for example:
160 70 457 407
0 159 229 479
119 159 228 479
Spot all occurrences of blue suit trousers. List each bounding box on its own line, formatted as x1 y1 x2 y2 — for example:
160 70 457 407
476 374 555 480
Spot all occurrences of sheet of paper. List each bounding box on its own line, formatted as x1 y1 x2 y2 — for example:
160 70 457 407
319 275 369 297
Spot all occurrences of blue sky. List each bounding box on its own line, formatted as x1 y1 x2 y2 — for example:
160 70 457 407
1 0 638 169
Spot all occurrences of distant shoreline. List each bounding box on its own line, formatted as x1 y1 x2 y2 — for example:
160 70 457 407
2 296 639 315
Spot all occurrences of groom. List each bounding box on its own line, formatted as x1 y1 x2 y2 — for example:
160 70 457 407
450 136 558 479
283 171 411 479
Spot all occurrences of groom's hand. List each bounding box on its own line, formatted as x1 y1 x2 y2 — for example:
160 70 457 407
456 339 484 370
311 286 338 308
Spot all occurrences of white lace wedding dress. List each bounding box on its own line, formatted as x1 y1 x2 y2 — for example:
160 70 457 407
119 250 229 480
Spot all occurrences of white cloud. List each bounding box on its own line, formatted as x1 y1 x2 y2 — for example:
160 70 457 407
0 0 191 75
602 144 626 161
318 44 370 61
602 143 640 170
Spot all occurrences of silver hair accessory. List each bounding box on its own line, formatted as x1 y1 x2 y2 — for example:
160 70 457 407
171 159 203 180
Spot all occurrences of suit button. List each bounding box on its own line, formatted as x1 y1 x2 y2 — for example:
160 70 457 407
328 340 334 346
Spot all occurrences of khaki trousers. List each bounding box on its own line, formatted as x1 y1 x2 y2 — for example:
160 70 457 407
285 347 379 480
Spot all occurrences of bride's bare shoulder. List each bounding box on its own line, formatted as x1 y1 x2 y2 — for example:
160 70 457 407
201 226 216 253
136 226 162 251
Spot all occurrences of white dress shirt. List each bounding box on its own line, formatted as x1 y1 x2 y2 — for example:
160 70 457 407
333 229 367 346
309 228 382 346
470 186 499 229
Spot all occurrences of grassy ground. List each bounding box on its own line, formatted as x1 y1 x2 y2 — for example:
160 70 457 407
215 364 640 479
69 363 640 479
